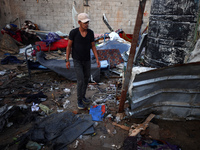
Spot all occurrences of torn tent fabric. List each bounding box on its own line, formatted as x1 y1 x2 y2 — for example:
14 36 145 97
18 112 94 150
36 51 100 82
89 105 106 121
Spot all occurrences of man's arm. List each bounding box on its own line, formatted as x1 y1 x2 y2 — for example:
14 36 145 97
66 39 73 69
91 41 100 68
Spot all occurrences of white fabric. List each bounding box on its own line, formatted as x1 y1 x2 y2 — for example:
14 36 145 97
72 5 78 28
188 39 200 63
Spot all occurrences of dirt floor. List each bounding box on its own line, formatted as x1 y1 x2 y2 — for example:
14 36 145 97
1 51 200 150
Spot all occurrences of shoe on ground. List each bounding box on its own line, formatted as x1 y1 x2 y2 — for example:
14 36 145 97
77 101 85 109
82 97 90 104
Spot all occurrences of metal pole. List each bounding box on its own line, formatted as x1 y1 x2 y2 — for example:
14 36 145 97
118 0 147 113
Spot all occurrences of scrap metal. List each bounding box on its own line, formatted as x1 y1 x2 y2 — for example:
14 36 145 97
128 62 200 120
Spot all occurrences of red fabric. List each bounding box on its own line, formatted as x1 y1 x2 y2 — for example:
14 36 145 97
101 105 106 115
12 30 22 42
92 105 106 116
119 33 133 39
1 29 22 42
35 39 68 51
31 49 37 56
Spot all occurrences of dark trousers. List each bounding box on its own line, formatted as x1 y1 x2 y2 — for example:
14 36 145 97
73 59 91 102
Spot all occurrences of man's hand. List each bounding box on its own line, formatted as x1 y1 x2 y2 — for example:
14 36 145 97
66 61 70 69
66 39 72 70
96 60 100 68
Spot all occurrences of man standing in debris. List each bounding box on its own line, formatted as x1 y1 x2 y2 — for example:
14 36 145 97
66 13 100 109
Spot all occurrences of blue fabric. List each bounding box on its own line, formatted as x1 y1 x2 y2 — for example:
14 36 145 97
3 24 18 35
4 53 11 56
1 56 24 65
43 32 61 46
28 60 47 70
89 105 104 121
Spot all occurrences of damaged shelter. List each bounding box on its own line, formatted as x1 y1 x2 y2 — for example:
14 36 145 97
1 0 200 150
124 0 200 121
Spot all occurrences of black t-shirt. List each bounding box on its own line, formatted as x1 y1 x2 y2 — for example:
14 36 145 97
69 28 94 61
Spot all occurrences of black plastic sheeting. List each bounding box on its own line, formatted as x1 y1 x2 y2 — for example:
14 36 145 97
18 111 94 150
36 51 101 82
145 0 199 68
0 105 38 132
0 105 15 132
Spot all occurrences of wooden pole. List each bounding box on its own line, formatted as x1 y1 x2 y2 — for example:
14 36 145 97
118 0 147 113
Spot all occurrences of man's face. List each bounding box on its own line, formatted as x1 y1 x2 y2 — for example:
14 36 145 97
79 21 89 30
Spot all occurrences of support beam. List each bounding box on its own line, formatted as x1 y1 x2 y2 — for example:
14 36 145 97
118 0 147 113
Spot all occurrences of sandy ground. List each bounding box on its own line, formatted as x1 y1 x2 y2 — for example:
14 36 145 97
0 51 200 150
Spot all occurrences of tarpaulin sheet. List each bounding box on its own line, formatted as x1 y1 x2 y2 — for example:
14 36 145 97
89 105 105 121
18 112 94 150
36 51 100 82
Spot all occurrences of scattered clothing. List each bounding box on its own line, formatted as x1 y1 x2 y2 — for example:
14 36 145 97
1 56 24 65
123 137 181 150
25 91 47 104
21 20 40 45
1 24 22 42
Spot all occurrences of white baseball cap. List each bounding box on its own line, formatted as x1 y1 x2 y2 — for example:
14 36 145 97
78 13 90 23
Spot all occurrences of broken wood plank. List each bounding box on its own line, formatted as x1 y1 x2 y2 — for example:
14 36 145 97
129 113 155 136
112 122 130 131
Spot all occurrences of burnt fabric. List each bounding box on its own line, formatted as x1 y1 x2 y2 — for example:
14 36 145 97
21 20 40 45
25 91 47 104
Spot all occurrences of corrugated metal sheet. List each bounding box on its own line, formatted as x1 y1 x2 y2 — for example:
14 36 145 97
128 62 200 120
